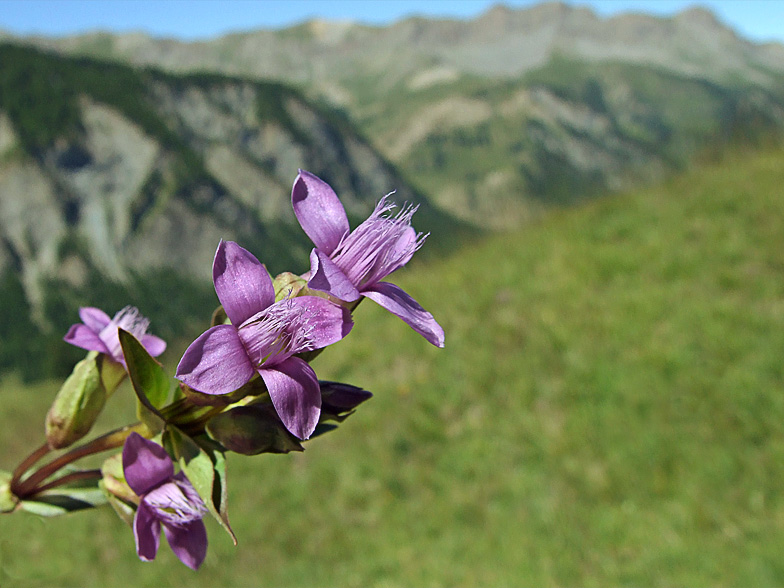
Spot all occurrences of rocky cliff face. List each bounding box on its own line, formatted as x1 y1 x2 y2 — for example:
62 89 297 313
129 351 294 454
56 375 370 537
0 45 450 363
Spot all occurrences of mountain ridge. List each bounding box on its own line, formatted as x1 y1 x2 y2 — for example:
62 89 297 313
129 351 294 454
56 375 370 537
0 43 466 378
9 2 784 229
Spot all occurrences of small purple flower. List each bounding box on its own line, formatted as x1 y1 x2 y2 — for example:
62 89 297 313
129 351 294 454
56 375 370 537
64 306 166 366
176 240 353 440
122 433 208 570
292 170 444 347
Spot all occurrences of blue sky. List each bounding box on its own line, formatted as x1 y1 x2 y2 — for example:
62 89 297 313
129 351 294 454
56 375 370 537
2 1 783 44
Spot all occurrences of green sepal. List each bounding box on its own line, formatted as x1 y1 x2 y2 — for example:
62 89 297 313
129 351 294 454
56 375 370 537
206 405 304 455
210 305 229 327
45 353 106 449
99 354 127 396
273 272 307 301
1 470 18 513
163 426 236 544
100 454 137 526
119 329 169 432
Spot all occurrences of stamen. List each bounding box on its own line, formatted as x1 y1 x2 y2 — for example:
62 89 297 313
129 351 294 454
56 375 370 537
99 306 150 360
145 479 207 527
239 300 316 367
331 196 426 288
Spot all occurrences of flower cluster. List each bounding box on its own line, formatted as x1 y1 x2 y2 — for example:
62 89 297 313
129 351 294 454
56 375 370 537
2 170 443 572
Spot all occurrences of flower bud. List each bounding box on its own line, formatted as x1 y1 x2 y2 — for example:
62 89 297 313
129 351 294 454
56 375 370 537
45 352 107 449
206 405 304 455
272 272 307 301
319 381 372 422
1 470 18 514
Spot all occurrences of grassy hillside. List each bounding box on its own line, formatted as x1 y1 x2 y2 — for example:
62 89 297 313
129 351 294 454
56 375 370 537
2 143 784 586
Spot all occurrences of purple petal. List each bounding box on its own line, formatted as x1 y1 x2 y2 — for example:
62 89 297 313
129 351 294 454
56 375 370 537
362 282 445 348
122 432 174 496
78 307 111 332
260 357 321 440
307 249 361 302
63 324 111 355
176 325 255 395
292 170 350 255
142 334 167 358
286 296 353 350
213 240 274 326
134 501 161 562
163 519 208 570
388 226 419 274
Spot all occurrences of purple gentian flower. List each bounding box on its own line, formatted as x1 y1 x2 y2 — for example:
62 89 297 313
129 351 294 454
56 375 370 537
64 306 167 366
176 240 353 439
122 433 208 570
292 170 444 348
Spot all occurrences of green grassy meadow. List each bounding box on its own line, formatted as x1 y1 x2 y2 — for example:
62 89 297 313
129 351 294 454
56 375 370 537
2 144 784 586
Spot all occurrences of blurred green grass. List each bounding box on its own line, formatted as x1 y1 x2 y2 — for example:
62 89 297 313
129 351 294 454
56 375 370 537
2 143 784 586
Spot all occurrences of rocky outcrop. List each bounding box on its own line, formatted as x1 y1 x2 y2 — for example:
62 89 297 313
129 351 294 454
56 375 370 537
0 46 444 336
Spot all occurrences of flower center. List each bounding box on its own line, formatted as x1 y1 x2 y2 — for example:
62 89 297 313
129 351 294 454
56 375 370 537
144 478 207 527
238 300 315 368
99 306 150 361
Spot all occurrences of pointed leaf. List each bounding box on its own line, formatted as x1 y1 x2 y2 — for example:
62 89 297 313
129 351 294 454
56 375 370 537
119 329 170 417
19 485 107 516
164 426 236 544
199 438 235 545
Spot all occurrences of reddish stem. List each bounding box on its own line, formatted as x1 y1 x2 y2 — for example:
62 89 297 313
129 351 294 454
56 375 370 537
12 422 147 498
30 469 103 495
10 442 51 488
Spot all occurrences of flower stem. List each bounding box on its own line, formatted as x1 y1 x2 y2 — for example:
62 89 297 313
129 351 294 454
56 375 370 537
12 422 148 498
10 442 51 488
29 469 103 495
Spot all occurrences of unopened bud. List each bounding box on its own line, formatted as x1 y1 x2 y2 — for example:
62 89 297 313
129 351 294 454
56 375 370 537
45 352 107 449
206 405 303 455
319 381 372 422
273 272 307 302
1 470 18 514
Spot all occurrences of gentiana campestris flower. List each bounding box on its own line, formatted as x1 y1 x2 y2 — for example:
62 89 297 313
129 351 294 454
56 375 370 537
292 170 444 347
176 240 353 439
122 433 208 570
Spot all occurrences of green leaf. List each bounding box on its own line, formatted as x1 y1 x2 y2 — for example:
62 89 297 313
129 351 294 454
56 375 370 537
200 437 236 545
19 486 107 517
100 454 137 526
119 329 169 430
164 426 236 544
1 470 18 513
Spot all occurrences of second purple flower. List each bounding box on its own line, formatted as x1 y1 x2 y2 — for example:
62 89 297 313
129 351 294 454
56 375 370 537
292 170 444 348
